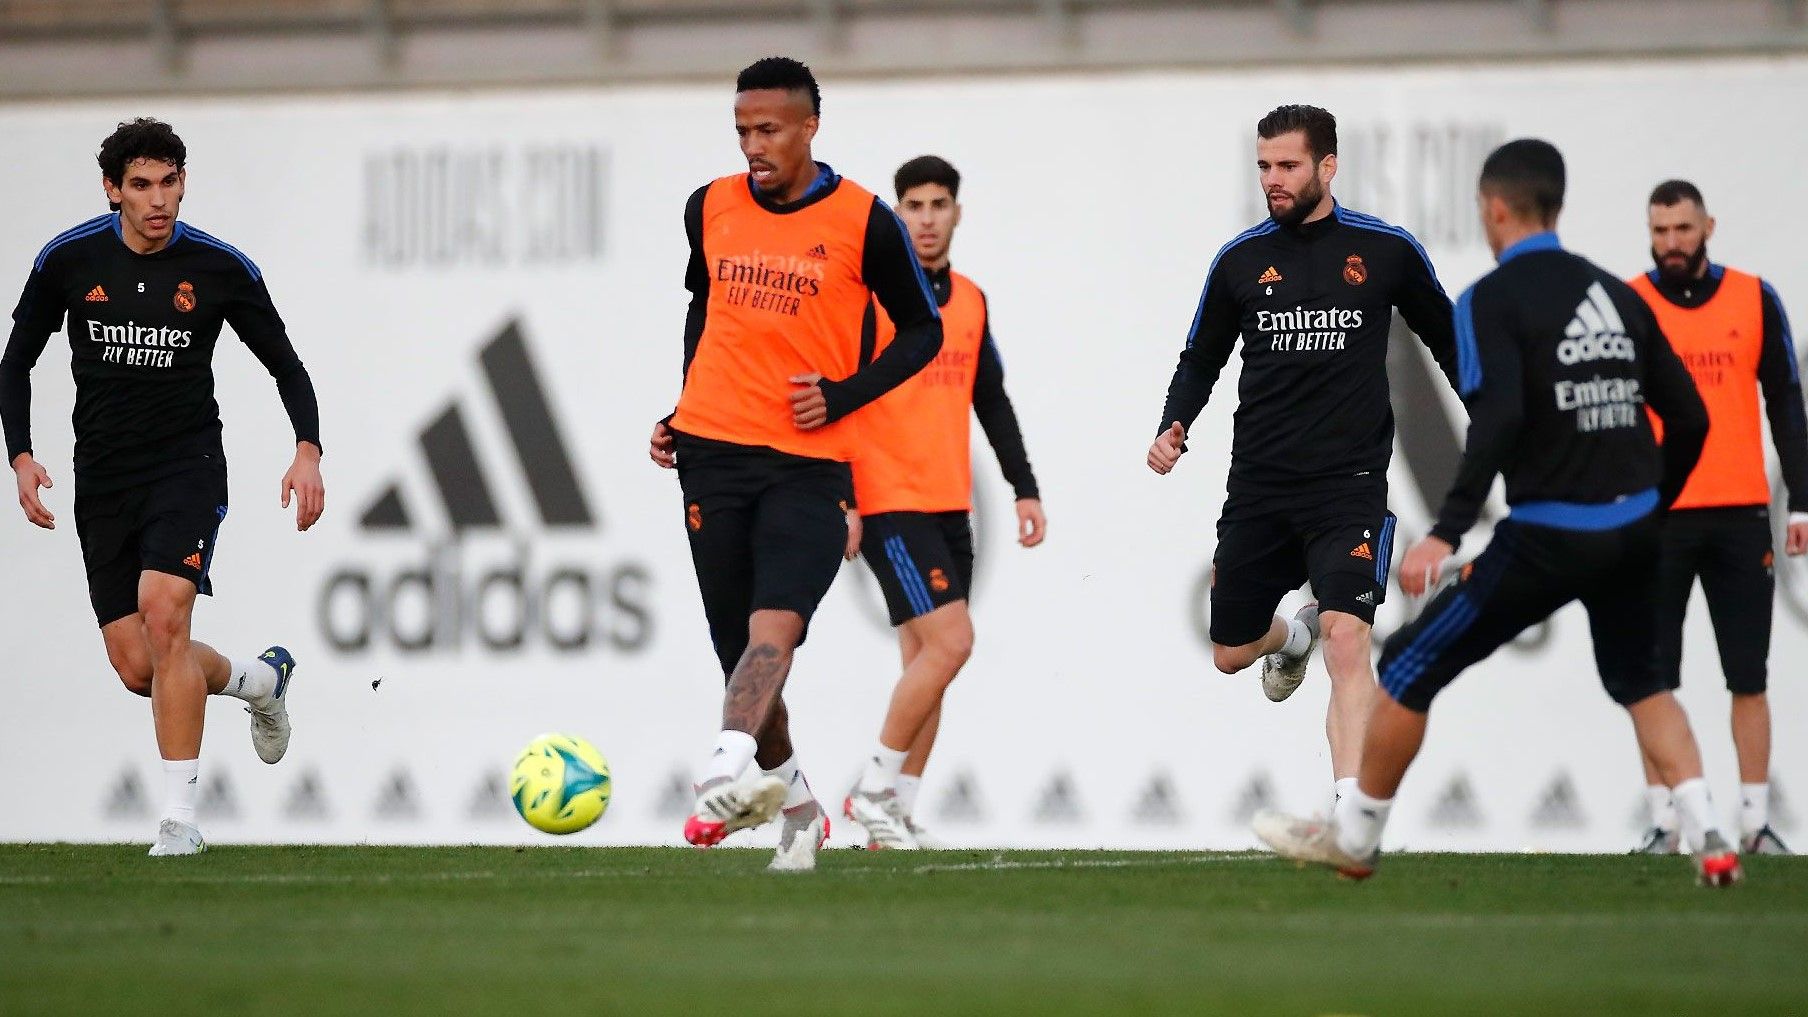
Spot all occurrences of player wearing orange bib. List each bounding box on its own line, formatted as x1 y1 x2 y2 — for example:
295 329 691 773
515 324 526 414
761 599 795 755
647 58 943 870
1629 180 1807 856
840 157 1045 849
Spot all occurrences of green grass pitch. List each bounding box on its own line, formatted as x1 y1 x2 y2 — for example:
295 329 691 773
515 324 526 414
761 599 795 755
2 845 1803 1016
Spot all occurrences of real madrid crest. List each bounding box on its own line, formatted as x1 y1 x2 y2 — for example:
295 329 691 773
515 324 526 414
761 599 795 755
1342 254 1367 286
173 280 197 312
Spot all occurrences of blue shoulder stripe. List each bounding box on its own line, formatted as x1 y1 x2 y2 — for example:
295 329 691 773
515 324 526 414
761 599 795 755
1454 283 1482 396
1334 206 1445 293
182 225 263 281
1186 219 1277 348
881 203 939 321
33 214 116 272
1761 279 1799 384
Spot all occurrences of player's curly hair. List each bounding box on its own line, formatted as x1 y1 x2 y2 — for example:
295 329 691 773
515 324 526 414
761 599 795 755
97 118 186 212
894 155 960 200
736 56 821 116
1257 105 1338 163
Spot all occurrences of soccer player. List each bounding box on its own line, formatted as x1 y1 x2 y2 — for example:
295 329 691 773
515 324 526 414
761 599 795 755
1628 181 1806 856
841 156 1044 849
647 58 943 871
1 118 324 856
1255 139 1744 887
1147 105 1457 807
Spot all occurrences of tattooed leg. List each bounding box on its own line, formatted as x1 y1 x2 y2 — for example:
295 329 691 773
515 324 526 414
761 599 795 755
722 609 804 743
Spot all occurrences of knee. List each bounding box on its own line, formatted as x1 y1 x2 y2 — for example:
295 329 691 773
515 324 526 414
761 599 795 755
928 619 975 667
1212 644 1250 676
112 659 153 697
1319 612 1370 664
138 596 189 651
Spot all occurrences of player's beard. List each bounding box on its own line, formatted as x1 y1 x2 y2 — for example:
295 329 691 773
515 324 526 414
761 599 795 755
1652 241 1708 285
1268 175 1327 229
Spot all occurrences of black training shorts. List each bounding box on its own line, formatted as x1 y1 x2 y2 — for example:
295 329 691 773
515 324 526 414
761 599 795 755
674 432 851 676
1209 475 1395 646
860 510 975 627
1654 505 1775 694
74 460 229 627
1379 515 1665 713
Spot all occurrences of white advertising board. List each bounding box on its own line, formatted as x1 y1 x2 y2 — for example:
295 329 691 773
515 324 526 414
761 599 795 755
1 56 1804 850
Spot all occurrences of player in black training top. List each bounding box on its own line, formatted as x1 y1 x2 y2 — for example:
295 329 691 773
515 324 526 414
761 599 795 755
1254 139 1745 888
0 119 324 857
1146 105 1457 810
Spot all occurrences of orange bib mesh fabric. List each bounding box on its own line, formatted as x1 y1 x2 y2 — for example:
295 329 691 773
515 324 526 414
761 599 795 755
672 174 878 461
1633 267 1768 509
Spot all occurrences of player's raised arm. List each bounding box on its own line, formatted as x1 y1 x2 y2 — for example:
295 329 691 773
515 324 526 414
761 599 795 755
222 264 325 530
1427 281 1525 555
814 200 943 423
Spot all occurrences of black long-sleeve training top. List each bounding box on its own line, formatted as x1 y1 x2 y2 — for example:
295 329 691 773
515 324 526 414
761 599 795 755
1158 202 1458 487
2 214 320 493
1430 232 1709 549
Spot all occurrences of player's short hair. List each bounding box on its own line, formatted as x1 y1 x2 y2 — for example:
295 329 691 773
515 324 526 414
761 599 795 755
1649 178 1706 211
894 155 960 200
1256 105 1337 163
1479 138 1565 224
736 56 821 117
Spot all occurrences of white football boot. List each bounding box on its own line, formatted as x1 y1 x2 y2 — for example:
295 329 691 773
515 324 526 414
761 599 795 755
844 788 920 850
147 819 205 857
1253 809 1376 879
1260 603 1320 703
247 646 295 764
684 774 787 846
768 804 829 872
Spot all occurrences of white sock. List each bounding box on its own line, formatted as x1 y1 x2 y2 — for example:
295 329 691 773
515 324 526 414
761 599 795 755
1332 777 1360 812
700 730 758 787
1672 777 1726 853
216 656 276 707
895 774 923 815
1645 784 1677 832
1740 782 1769 836
1279 617 1313 657
762 755 816 811
1333 785 1392 859
857 744 910 794
162 758 200 826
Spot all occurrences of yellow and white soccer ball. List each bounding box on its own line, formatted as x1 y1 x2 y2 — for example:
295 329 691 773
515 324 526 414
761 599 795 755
510 733 612 835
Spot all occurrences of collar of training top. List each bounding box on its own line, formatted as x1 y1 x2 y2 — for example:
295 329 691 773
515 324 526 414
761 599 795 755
1497 230 1561 264
1647 261 1726 306
746 161 841 214
109 212 190 253
1277 201 1342 240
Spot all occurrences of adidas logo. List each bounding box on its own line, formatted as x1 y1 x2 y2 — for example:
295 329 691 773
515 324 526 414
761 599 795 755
317 318 653 655
805 243 828 260
1350 542 1374 561
84 285 108 302
1257 266 1283 284
1558 282 1636 365
182 552 202 569
1355 590 1376 606
358 319 594 533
